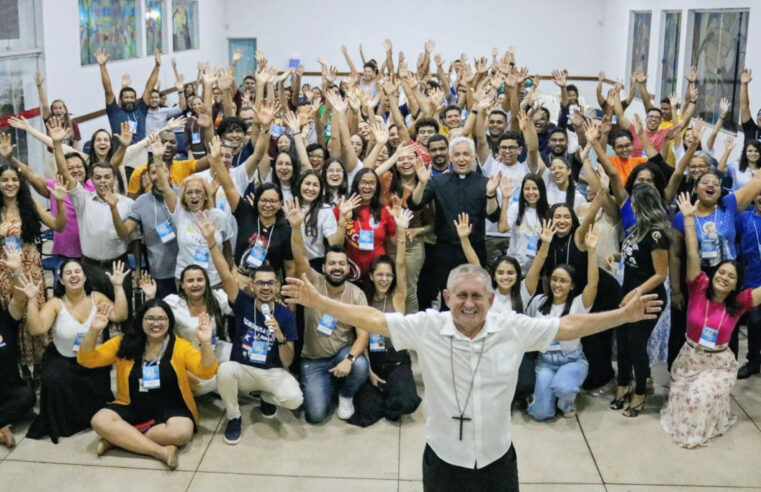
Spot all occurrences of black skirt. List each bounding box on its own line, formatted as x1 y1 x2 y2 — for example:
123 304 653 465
27 344 113 443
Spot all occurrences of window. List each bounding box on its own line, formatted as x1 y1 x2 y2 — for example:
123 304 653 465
628 12 652 77
686 9 749 130
659 11 681 101
79 0 139 65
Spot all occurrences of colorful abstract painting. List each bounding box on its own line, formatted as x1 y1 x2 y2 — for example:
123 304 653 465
629 12 652 76
79 0 138 65
172 0 198 51
145 0 163 53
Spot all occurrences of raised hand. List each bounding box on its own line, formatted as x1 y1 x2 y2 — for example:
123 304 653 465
551 69 567 87
139 274 157 299
50 175 67 201
0 133 16 159
8 116 30 132
153 49 162 66
719 97 731 117
724 136 736 154
741 67 752 84
14 274 40 300
232 49 243 65
91 303 114 333
414 156 431 183
486 171 502 196
585 223 599 250
621 290 663 323
283 110 301 134
164 116 187 131
686 83 699 102
106 260 131 286
684 65 697 84
369 120 389 146
208 135 222 160
194 210 218 240
121 74 132 89
500 176 519 200
632 113 645 135
676 192 697 217
95 48 108 66
197 312 213 345
117 121 134 147
281 274 321 308
337 194 362 219
539 218 556 243
46 117 67 142
453 212 472 239
326 92 347 113
393 208 414 230
283 197 305 228
0 244 22 272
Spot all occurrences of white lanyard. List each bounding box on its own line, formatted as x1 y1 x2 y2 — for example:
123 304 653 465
256 219 276 249
704 300 726 332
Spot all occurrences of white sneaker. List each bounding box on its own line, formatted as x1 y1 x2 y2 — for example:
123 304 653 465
337 396 355 420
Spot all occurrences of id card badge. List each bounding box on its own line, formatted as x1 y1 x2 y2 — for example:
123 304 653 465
4 236 21 250
526 233 539 253
194 247 210 268
156 220 176 244
142 364 161 389
245 242 268 268
700 237 718 260
358 229 374 251
127 120 138 133
249 340 269 363
271 124 285 138
699 325 719 349
369 333 386 352
191 132 202 144
72 332 86 353
216 196 227 212
317 313 337 336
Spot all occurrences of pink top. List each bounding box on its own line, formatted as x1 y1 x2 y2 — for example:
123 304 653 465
629 124 669 157
686 271 754 346
47 178 95 258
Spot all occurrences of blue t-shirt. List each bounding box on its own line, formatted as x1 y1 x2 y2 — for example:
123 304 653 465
672 193 738 268
106 100 148 143
231 290 297 369
620 197 636 235
737 209 761 288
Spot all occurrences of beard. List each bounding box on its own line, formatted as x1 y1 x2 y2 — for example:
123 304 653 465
122 102 136 112
325 271 347 287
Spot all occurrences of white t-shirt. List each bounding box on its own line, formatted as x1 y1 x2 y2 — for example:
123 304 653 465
525 294 590 352
173 207 232 285
726 162 757 191
506 204 542 274
164 290 233 348
479 155 530 238
196 165 253 256
491 280 533 315
541 169 586 211
302 204 339 260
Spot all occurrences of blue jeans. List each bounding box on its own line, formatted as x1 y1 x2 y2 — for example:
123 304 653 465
528 347 588 421
300 346 368 424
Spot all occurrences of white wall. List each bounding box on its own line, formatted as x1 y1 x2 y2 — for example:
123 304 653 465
223 0 607 106
40 0 228 140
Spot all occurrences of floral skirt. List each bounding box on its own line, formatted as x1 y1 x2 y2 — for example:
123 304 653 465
660 341 738 448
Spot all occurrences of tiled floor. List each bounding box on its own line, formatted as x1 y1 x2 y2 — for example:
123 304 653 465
3 335 761 491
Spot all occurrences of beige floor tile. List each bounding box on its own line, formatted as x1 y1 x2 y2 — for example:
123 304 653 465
198 400 400 479
606 486 754 492
398 480 423 492
578 392 761 487
6 397 223 471
732 375 761 425
0 417 31 460
188 472 397 492
398 401 426 481
399 480 605 491
0 461 193 492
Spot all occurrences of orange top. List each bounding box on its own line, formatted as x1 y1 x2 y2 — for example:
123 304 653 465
608 156 648 185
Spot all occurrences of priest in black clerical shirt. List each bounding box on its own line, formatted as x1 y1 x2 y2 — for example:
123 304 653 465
408 136 501 309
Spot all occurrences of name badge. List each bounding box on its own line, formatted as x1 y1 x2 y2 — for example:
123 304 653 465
156 220 176 243
191 132 202 144
271 124 285 138
369 333 386 352
0 334 7 349
317 313 337 336
194 247 210 269
245 242 268 268
358 230 374 251
325 124 331 137
216 197 227 212
700 237 718 260
72 332 86 353
4 236 21 250
249 340 269 363
142 364 160 389
699 325 719 349
526 233 539 253
549 340 562 350
127 120 138 133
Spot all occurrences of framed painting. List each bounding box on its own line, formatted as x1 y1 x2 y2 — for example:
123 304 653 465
79 0 138 65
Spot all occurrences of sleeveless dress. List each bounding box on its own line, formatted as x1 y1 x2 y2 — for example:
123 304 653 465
26 297 113 443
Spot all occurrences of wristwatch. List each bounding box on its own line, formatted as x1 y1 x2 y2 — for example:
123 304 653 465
344 353 356 364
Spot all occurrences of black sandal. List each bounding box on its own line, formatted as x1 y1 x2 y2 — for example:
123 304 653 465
609 390 631 410
622 395 646 417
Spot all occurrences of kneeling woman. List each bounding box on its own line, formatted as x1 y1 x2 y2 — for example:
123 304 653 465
78 300 218 469
25 260 128 443
661 194 761 448
524 220 599 420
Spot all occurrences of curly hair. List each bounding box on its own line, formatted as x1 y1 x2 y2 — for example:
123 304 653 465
0 165 42 244
117 298 176 361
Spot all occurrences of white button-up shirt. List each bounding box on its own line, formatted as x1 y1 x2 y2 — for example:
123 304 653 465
386 309 558 469
69 183 135 261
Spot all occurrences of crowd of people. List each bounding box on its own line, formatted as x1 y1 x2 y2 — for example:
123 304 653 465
1 39 760 488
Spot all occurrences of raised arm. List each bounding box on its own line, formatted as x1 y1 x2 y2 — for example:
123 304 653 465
48 119 77 190
632 113 657 159
716 136 736 176
581 225 599 309
454 213 480 266
665 123 703 203
707 98 730 152
734 162 761 210
519 108 544 174
675 193 700 283
328 92 359 172
473 89 495 164
284 198 316 278
391 207 411 312
740 68 752 124
283 110 311 172
35 177 66 232
142 50 162 104
35 72 50 120
196 210 238 302
95 48 115 104
340 45 359 75
525 219 554 296
208 136 240 212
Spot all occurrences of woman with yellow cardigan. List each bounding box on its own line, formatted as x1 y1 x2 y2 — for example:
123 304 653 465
77 299 218 469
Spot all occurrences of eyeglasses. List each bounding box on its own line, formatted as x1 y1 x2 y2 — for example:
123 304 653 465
358 180 377 187
254 280 276 287
144 316 169 323
259 199 280 205
499 145 520 151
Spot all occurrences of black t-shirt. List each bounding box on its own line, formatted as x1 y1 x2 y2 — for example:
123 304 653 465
231 290 297 370
232 200 294 274
621 227 670 293
742 119 761 143
0 309 22 395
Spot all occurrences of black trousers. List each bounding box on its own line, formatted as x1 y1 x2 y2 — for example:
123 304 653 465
418 240 487 310
741 306 761 364
422 443 519 492
617 316 658 394
582 270 618 389
513 352 536 403
0 384 35 428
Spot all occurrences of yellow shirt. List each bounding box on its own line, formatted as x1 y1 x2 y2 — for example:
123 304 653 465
658 114 683 167
127 159 197 195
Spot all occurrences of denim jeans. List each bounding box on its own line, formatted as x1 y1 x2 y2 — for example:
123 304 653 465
528 347 588 421
300 346 369 423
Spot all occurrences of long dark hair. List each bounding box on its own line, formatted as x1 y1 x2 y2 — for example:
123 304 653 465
294 170 324 240
491 256 524 313
548 203 580 232
538 264 576 316
350 168 382 222
53 259 94 298
251 182 287 226
87 129 115 163
740 140 761 173
548 157 578 208
388 158 419 199
706 260 746 316
321 157 348 203
364 255 397 305
517 174 549 226
0 165 42 244
179 265 224 338
117 299 176 361
271 151 301 191
624 162 667 200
